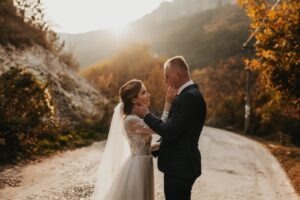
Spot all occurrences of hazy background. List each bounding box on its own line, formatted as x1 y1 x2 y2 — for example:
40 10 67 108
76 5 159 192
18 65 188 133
0 0 299 192
56 0 238 68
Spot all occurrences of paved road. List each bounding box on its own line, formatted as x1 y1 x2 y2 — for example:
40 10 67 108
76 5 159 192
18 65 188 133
0 127 298 200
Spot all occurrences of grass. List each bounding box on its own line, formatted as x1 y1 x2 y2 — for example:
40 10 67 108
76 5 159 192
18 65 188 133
0 122 108 167
0 0 54 49
266 144 300 195
0 128 108 173
36 122 108 157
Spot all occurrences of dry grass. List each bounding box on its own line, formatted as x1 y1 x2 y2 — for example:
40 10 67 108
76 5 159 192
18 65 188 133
266 144 300 195
0 0 50 49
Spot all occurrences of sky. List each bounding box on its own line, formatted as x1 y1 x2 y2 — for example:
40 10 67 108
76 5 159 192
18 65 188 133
43 0 172 33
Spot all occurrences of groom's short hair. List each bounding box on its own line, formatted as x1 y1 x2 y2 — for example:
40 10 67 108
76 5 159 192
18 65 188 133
164 56 190 74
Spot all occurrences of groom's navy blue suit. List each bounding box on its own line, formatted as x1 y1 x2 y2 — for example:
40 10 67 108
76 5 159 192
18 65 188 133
144 84 206 200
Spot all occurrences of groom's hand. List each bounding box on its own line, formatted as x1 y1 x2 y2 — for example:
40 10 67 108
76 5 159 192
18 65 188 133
132 104 149 118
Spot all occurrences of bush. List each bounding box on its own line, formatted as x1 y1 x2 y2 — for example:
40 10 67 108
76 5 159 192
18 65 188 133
0 67 54 162
0 67 107 163
193 57 246 130
0 0 78 72
0 0 48 48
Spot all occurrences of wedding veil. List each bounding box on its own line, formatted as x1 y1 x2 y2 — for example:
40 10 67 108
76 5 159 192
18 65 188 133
91 103 131 200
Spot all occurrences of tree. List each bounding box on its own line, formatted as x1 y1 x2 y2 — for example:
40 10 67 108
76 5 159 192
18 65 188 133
80 44 165 100
193 57 246 129
145 65 167 114
238 0 300 104
238 0 300 145
80 44 167 123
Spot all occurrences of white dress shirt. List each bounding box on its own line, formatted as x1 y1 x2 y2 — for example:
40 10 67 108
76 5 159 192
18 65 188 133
161 80 194 120
177 80 194 95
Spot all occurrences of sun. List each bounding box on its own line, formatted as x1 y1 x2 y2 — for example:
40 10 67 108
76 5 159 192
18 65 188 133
109 23 128 34
43 0 169 33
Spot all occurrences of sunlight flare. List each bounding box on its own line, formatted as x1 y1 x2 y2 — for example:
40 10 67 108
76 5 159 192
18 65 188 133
43 0 172 33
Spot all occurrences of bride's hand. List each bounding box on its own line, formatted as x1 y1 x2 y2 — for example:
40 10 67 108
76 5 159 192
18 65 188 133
165 87 178 104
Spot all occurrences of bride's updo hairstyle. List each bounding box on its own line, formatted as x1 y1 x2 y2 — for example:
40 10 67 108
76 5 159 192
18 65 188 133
119 79 143 115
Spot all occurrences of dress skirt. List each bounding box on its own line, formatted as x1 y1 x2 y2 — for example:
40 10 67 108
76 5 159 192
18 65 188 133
103 155 154 200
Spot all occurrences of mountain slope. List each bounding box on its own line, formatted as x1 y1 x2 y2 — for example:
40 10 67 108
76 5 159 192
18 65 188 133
134 0 234 24
0 46 107 123
0 0 107 124
129 5 249 68
61 3 248 69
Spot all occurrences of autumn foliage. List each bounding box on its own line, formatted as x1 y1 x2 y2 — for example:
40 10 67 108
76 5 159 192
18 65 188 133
237 0 299 145
0 67 106 164
238 0 299 101
194 1 299 146
193 57 247 130
80 44 167 116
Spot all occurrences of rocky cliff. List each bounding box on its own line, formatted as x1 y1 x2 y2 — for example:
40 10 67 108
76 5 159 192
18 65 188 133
0 45 107 126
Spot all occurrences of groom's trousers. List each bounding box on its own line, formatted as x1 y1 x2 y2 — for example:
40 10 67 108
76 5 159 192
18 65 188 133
164 175 196 200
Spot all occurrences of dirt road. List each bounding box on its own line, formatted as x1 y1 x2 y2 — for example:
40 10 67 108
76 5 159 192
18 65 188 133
0 127 298 200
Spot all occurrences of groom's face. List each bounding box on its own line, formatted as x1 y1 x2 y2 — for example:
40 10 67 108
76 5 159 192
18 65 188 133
164 66 179 88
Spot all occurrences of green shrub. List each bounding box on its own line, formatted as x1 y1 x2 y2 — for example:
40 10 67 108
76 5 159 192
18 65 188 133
0 67 54 163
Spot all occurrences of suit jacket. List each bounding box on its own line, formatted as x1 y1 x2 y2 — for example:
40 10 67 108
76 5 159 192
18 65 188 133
144 84 206 179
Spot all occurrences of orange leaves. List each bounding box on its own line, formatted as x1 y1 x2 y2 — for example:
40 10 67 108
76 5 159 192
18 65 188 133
144 65 166 112
267 10 276 21
192 57 247 129
244 58 260 71
261 50 277 61
79 44 166 113
238 0 300 101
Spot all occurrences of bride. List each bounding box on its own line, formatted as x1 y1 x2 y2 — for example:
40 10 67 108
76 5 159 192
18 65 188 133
92 79 177 200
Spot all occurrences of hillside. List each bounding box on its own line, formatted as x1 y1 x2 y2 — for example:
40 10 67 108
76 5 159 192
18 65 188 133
133 0 234 23
0 0 48 48
61 2 249 69
0 46 107 123
129 5 250 68
0 0 107 163
0 0 107 123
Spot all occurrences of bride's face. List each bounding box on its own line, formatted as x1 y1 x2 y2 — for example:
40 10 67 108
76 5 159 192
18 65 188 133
133 84 150 107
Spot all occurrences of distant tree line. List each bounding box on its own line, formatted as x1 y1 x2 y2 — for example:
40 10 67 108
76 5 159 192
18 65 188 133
80 44 167 116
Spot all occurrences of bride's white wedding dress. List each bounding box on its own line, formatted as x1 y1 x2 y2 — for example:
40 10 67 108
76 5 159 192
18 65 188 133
105 114 154 200
92 103 158 200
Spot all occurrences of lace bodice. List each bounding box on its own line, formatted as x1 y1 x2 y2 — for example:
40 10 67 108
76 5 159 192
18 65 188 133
124 115 154 156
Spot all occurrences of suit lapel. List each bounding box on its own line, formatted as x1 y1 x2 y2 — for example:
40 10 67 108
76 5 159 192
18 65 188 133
180 84 198 94
168 84 198 117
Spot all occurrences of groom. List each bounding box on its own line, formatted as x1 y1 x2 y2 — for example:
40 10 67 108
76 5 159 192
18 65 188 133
133 56 206 200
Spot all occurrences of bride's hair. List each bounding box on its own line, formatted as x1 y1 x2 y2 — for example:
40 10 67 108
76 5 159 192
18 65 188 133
119 79 143 115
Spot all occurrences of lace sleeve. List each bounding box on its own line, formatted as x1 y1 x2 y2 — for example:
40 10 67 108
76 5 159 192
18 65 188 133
124 115 154 135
